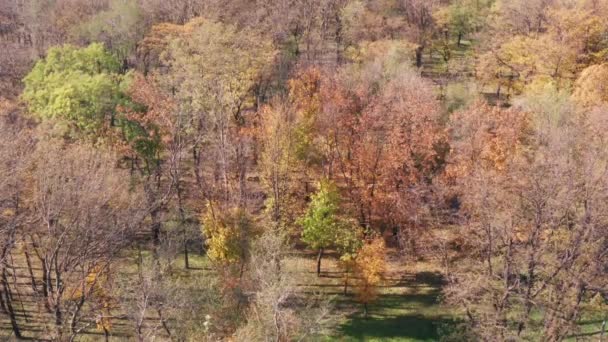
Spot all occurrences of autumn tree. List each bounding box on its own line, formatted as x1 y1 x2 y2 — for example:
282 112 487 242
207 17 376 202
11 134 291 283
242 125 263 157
399 0 439 67
74 0 144 64
0 101 34 339
157 17 276 206
201 202 257 267
445 98 608 340
353 237 386 318
572 63 608 109
20 141 146 339
318 55 446 253
434 0 489 46
258 99 301 225
234 226 334 341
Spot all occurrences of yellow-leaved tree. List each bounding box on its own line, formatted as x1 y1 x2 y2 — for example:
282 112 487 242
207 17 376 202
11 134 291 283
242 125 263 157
353 237 387 318
201 202 256 266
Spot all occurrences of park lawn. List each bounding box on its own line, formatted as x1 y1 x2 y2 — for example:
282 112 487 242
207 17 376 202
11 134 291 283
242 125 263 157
287 251 459 342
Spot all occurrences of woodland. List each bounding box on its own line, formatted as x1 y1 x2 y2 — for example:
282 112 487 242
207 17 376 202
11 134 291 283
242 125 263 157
0 0 607 341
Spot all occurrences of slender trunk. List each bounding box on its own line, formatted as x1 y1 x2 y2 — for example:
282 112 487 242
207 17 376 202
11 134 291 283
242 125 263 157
363 302 368 318
457 32 463 46
158 308 172 338
316 248 324 277
54 265 63 337
601 316 606 341
239 259 246 279
184 242 189 269
70 296 85 335
0 285 7 314
415 46 424 68
151 209 161 245
23 248 37 293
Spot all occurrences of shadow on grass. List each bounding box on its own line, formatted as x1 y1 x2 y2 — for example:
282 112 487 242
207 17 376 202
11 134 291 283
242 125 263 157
336 272 459 341
339 314 459 341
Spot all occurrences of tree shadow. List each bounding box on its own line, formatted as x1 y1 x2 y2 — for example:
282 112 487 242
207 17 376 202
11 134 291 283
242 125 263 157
339 312 459 341
336 272 458 341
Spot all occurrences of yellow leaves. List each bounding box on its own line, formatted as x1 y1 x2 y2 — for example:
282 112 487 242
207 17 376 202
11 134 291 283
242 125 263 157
201 203 256 264
158 17 276 119
353 237 386 305
1 208 15 218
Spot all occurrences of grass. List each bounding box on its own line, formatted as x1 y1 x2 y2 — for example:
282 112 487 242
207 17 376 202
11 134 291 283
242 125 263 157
336 289 455 342
287 251 458 342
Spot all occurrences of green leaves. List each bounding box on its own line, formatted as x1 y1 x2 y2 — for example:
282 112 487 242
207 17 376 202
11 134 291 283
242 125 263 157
299 181 341 251
299 180 362 255
22 43 124 137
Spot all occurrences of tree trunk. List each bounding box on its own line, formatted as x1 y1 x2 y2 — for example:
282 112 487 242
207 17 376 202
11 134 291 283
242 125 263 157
415 46 424 68
23 248 37 293
151 209 161 245
363 302 368 318
184 242 189 269
316 248 324 277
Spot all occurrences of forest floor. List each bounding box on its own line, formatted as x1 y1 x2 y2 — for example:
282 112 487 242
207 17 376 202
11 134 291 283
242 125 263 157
1 244 605 341
286 248 460 342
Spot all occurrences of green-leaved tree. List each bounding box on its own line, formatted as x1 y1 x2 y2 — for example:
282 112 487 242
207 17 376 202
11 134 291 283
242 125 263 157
299 180 359 276
22 43 129 137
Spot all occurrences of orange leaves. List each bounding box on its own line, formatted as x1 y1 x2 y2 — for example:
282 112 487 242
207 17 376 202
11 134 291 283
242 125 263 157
285 64 446 230
353 237 386 306
447 100 530 180
125 73 177 140
137 18 204 66
289 68 323 117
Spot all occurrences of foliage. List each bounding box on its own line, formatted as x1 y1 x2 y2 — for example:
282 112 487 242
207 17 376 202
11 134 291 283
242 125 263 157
299 180 343 251
573 63 608 108
201 203 256 264
161 18 276 118
353 237 387 313
22 43 126 136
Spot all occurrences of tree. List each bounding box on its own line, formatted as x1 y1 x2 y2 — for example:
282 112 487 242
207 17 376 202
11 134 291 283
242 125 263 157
0 100 34 339
573 63 608 109
74 0 144 64
22 43 128 137
201 202 256 266
299 180 344 276
321 58 446 253
353 237 386 318
445 99 608 340
157 17 276 206
21 141 146 340
234 226 334 341
399 0 439 67
434 0 488 46
258 99 301 224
